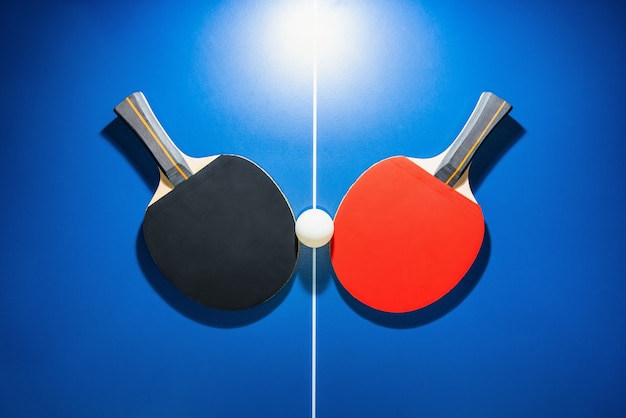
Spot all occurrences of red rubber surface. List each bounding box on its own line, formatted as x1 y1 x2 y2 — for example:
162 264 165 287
331 156 485 313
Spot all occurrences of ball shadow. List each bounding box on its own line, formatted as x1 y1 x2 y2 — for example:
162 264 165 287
297 241 334 296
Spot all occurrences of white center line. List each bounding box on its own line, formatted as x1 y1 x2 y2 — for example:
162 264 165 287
312 1 318 417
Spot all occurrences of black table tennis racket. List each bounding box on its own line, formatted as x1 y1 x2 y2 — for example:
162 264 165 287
114 92 298 310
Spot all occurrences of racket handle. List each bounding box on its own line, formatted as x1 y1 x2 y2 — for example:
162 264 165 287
435 92 512 187
114 92 193 186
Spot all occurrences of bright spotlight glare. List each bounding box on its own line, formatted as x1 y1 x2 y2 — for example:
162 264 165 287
315 2 362 78
262 0 364 87
266 3 314 70
198 0 439 137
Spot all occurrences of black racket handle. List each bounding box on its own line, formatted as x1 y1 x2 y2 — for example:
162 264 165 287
435 92 512 187
115 92 193 186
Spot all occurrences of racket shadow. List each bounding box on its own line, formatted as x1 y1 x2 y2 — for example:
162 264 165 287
333 116 524 327
101 118 160 192
335 226 492 328
104 118 293 326
467 115 526 191
135 227 293 327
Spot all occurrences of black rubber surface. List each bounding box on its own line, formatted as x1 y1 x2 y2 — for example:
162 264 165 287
143 155 298 310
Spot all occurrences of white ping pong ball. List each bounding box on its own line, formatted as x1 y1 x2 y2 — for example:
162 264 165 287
295 209 334 248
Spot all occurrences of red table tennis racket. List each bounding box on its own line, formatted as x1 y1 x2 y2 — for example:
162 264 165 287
114 92 298 310
331 92 512 313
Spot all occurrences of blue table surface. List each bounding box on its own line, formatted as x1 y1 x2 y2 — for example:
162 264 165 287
1 0 625 417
